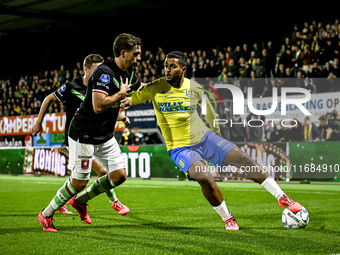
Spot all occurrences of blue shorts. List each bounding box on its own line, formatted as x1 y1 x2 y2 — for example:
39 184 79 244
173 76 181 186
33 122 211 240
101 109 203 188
168 130 235 176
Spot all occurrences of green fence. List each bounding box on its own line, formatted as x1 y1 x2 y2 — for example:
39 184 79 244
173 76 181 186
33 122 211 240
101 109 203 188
0 148 25 175
1 143 339 182
119 145 185 179
289 142 340 182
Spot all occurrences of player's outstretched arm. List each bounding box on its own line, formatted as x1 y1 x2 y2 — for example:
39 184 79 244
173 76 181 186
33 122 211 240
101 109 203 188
32 93 57 136
93 77 131 114
120 98 132 110
120 81 152 110
204 97 221 135
117 115 130 125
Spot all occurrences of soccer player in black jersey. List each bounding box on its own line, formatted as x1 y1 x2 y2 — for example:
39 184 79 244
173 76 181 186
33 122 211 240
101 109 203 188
38 34 142 231
33 54 130 216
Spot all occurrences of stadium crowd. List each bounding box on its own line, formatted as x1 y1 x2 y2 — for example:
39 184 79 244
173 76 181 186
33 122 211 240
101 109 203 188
1 18 340 143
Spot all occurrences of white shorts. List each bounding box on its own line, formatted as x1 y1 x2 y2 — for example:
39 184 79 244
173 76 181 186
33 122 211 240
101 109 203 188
68 136 125 181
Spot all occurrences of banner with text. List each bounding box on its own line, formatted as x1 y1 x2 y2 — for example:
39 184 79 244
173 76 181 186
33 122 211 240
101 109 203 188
125 103 157 128
209 142 289 181
0 110 126 140
23 147 69 177
0 113 66 136
244 92 340 123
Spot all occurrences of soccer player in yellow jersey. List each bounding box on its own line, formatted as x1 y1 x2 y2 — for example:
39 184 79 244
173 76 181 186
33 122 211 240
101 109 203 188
121 51 303 230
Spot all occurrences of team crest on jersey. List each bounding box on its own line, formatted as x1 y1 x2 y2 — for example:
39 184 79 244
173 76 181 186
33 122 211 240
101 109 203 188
81 159 89 169
100 74 110 84
59 84 66 92
186 89 193 98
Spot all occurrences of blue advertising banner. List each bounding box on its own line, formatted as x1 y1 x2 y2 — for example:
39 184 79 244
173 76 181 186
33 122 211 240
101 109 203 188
125 103 157 128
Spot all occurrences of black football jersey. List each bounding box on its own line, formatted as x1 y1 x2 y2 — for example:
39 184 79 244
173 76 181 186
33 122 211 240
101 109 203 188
69 60 140 145
53 77 86 145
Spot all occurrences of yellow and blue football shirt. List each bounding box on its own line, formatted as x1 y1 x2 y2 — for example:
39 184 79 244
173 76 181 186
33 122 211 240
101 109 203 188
129 77 220 151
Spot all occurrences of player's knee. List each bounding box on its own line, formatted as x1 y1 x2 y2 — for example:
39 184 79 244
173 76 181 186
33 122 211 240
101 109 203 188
119 173 127 184
115 175 126 187
232 151 254 168
71 179 88 192
109 169 127 186
196 175 216 191
96 167 108 177
239 152 254 166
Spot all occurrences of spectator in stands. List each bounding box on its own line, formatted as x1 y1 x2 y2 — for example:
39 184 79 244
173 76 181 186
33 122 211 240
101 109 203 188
233 45 242 61
307 24 316 43
320 61 333 93
3 104 9 116
133 128 144 145
276 121 292 142
289 118 304 142
322 38 337 61
120 127 133 145
248 50 257 68
217 67 228 83
309 61 323 78
275 63 286 78
300 45 313 72
58 65 66 83
247 113 265 142
229 115 248 142
262 78 280 97
260 48 271 78
284 37 292 50
303 116 320 142
73 61 82 78
247 70 265 98
205 59 220 78
312 44 326 64
301 21 310 39
311 34 320 53
226 58 239 79
196 58 207 77
294 70 307 89
209 47 218 62
332 109 340 129
225 46 234 59
328 57 340 91
216 51 225 67
318 114 340 141
252 58 266 78
279 47 295 69
291 24 299 44
225 52 233 66
266 41 277 75
190 62 198 79
262 121 279 142
20 100 27 115
279 67 295 88
292 44 303 72
13 103 20 115
241 43 250 61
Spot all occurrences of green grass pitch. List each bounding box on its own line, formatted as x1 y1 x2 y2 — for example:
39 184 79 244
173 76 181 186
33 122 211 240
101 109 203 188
0 175 339 255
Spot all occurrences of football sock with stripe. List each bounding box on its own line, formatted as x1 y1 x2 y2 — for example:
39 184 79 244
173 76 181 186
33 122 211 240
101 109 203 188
261 177 285 200
42 178 77 217
106 189 119 203
76 174 116 205
213 200 233 221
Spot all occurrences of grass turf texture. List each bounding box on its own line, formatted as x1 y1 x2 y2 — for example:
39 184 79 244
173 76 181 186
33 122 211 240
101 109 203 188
0 176 339 255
